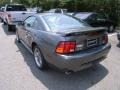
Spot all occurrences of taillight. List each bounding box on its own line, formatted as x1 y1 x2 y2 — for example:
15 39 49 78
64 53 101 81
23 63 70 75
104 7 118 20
102 34 108 44
56 41 76 54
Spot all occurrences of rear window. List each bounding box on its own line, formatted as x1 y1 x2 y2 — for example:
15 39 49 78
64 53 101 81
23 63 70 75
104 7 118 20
6 5 27 11
43 14 87 31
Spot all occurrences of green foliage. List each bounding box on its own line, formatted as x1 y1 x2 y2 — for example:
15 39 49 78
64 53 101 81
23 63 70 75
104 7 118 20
58 0 120 25
0 0 10 5
0 0 120 25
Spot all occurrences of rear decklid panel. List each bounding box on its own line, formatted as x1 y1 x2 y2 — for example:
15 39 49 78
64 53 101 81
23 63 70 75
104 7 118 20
56 27 107 51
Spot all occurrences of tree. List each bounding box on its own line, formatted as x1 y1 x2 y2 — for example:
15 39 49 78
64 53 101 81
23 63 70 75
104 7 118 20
0 0 119 25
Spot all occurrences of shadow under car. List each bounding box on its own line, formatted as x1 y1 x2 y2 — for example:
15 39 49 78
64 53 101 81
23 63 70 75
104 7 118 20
1 23 15 35
15 39 109 90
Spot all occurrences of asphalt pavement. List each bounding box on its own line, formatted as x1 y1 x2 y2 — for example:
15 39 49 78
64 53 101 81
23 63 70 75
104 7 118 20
0 23 120 90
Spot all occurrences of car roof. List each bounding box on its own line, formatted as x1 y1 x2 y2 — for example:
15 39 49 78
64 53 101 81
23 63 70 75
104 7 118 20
25 13 65 19
37 13 67 17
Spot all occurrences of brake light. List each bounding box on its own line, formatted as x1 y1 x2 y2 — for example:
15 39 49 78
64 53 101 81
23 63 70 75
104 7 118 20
102 34 108 44
56 41 76 54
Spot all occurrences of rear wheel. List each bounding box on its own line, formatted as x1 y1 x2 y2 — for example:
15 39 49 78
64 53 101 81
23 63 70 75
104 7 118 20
7 24 12 31
33 46 47 70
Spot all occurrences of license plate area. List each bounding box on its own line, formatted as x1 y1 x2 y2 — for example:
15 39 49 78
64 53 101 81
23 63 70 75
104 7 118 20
87 38 98 47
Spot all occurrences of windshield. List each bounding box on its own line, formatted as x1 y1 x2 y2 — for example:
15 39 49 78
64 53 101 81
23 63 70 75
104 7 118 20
6 5 27 11
43 14 87 31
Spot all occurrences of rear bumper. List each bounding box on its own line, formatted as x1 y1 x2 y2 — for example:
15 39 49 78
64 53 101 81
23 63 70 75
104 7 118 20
49 43 111 72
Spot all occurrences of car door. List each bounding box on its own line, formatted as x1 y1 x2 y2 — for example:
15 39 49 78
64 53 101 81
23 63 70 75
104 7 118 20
25 17 43 48
22 16 36 45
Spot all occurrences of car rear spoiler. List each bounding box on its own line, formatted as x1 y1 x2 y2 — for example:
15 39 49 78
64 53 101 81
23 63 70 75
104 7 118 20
56 27 107 36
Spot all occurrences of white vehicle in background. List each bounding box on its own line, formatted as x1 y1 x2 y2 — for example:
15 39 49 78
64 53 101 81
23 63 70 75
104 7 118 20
27 7 42 13
3 4 36 31
0 7 5 22
47 8 67 13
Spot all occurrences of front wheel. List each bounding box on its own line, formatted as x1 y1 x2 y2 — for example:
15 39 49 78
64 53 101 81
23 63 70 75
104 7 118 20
33 46 47 70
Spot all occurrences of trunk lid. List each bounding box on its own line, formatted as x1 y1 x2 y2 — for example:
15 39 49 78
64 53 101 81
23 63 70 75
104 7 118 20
56 27 107 52
56 27 106 36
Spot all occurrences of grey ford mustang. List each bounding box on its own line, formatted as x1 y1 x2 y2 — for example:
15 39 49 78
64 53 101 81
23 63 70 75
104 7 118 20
16 13 111 72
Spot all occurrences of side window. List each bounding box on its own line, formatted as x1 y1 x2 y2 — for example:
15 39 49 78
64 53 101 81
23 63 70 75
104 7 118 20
24 16 36 27
32 20 42 30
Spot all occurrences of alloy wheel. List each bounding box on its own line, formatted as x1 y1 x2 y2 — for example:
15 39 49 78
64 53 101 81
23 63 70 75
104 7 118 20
34 47 43 68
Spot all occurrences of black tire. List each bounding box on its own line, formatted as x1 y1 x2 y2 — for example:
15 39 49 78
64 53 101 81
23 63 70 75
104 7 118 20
33 45 47 70
0 18 3 22
16 30 20 43
3 21 7 25
7 24 12 31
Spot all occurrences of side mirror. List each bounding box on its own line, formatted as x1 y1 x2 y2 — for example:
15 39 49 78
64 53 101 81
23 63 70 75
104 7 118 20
18 21 24 26
26 23 31 27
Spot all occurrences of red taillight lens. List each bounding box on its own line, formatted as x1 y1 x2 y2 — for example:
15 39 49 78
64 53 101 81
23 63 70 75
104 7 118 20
56 41 76 54
103 34 108 44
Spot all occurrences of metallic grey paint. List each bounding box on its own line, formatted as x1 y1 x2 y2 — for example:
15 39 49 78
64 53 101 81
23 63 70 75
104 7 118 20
16 13 111 72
